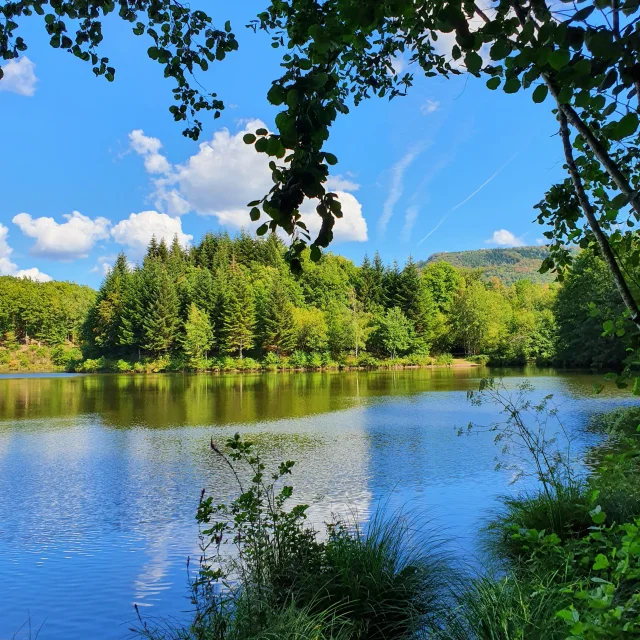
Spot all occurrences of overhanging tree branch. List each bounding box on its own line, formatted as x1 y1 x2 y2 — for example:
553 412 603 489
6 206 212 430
558 110 640 332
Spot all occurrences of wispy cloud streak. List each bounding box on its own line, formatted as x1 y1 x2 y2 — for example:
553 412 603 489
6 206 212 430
378 143 427 235
417 151 518 246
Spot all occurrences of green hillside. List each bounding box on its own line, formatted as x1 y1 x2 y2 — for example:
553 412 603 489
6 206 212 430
418 246 554 285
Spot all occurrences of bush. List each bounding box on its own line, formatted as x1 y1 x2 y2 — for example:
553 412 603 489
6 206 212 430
138 435 454 640
240 357 260 371
308 352 323 369
485 482 594 562
434 353 454 366
51 344 82 367
357 353 380 368
403 352 432 366
289 350 309 369
116 359 133 372
262 352 279 371
467 354 490 365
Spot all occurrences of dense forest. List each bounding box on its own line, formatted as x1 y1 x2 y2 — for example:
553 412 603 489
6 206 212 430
419 246 560 285
0 233 633 372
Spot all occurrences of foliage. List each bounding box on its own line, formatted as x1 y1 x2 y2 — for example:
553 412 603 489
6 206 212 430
0 275 95 346
421 246 560 285
183 303 214 365
0 0 238 140
137 434 453 640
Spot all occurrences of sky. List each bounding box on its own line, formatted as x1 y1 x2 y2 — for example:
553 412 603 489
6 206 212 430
0 1 566 288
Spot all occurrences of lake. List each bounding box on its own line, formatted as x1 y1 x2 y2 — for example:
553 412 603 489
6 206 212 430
0 368 635 639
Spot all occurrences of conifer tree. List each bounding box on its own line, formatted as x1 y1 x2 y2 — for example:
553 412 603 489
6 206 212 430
222 268 255 358
142 263 180 355
261 275 297 356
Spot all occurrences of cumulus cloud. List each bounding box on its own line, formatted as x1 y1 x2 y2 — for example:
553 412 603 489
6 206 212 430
486 229 525 247
420 100 440 115
0 57 38 96
300 191 368 243
129 129 172 175
90 255 117 275
0 223 51 282
13 211 111 260
132 120 368 243
110 210 192 256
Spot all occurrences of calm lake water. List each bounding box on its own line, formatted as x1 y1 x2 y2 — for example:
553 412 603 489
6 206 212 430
0 368 636 639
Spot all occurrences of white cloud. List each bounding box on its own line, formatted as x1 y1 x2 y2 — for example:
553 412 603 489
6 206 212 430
90 255 117 275
0 223 51 282
129 129 172 175
13 211 111 260
326 175 360 192
300 191 368 243
0 57 38 96
390 55 405 75
420 100 440 115
401 206 420 242
132 120 368 243
487 229 525 247
379 144 426 235
110 211 192 256
536 238 547 246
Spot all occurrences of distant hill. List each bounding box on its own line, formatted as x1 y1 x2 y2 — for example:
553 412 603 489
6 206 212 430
418 246 555 285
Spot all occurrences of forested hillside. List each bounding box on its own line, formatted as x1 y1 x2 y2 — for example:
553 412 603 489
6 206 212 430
419 246 554 285
0 234 631 372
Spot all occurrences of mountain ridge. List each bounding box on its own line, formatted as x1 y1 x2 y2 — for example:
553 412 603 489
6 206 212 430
417 246 553 285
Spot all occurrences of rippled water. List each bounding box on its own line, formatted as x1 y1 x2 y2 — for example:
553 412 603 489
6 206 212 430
0 368 635 639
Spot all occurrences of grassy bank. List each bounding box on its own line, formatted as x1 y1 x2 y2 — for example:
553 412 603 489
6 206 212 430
66 352 464 374
0 343 82 372
135 387 640 639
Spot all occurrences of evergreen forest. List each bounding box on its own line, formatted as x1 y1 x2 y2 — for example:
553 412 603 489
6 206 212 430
0 232 634 373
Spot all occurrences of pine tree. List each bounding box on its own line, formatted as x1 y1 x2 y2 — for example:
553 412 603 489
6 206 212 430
183 303 213 364
142 263 180 355
384 260 402 309
222 268 255 357
261 276 297 356
157 238 170 263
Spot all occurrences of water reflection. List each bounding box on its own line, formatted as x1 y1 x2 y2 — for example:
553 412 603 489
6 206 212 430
0 368 637 639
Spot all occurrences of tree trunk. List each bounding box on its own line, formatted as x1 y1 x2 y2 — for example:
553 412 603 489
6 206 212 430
558 110 640 332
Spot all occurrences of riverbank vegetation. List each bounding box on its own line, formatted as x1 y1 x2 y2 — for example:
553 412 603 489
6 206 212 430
135 392 640 639
0 234 633 374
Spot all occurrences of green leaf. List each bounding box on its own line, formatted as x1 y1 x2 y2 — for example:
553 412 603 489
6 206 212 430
549 49 570 71
592 554 610 570
243 133 256 145
324 153 338 166
255 128 268 136
602 319 615 335
613 113 639 140
465 52 483 74
486 77 501 90
249 207 260 222
310 245 321 262
532 84 548 103
147 46 160 60
504 77 521 94
256 223 269 236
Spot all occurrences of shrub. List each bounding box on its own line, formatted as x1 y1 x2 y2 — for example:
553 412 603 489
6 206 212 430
467 354 490 365
241 357 260 371
308 352 323 369
262 352 279 371
357 353 379 368
220 357 236 371
116 359 133 372
289 350 309 369
434 353 454 366
51 344 82 367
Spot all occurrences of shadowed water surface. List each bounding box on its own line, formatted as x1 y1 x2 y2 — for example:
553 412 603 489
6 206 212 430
0 368 635 638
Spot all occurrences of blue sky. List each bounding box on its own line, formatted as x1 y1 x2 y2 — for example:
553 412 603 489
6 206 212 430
0 1 565 287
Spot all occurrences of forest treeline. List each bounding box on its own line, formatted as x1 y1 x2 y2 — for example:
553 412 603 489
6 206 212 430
0 232 633 372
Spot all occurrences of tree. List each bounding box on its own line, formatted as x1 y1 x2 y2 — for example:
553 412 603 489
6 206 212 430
142 263 180 356
261 276 297 356
183 303 213 365
554 250 630 368
222 268 255 358
293 307 329 353
375 307 413 359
